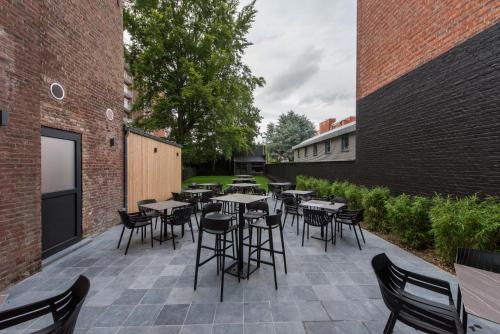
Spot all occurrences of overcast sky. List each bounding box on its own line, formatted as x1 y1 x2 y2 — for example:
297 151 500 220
242 0 357 134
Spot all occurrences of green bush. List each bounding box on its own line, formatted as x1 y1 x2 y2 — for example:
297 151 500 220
296 175 309 190
330 181 350 198
362 187 391 231
344 184 367 210
386 194 432 249
429 195 500 265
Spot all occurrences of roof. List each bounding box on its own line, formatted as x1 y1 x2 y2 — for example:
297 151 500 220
292 122 356 150
125 126 182 148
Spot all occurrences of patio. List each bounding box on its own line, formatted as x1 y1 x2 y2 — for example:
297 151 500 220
1 198 497 334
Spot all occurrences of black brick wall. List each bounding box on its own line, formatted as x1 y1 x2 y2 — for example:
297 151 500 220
267 23 500 197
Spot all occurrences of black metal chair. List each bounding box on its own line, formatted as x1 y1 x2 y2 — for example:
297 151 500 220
199 190 214 209
302 208 334 252
137 199 161 230
243 201 269 222
162 206 194 250
251 187 267 196
334 209 365 250
173 192 199 228
455 248 500 332
282 195 302 235
372 253 462 334
117 209 154 255
194 215 238 302
247 210 287 289
0 276 90 334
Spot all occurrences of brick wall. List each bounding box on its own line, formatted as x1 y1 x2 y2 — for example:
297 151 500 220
357 0 499 98
0 0 123 290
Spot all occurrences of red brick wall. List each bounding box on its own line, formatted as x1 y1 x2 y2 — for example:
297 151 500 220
357 0 499 99
319 118 336 134
0 0 123 290
0 0 43 290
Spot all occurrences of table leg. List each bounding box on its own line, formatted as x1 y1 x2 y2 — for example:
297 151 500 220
238 202 245 271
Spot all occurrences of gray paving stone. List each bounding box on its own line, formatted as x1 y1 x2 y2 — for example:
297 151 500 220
243 302 272 323
214 302 244 324
123 305 162 326
244 322 274 334
94 306 135 327
270 301 300 322
112 289 147 305
296 301 330 321
140 288 172 304
274 322 306 334
184 303 216 324
154 304 190 325
213 324 244 334
180 324 213 334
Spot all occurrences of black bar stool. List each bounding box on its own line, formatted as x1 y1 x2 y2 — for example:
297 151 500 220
247 210 287 289
194 213 238 302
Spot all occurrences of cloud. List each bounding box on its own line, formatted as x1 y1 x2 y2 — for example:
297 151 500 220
299 91 353 106
265 48 324 100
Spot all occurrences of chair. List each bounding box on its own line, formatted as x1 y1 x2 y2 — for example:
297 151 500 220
202 202 237 258
243 201 269 222
251 187 267 196
162 206 194 250
372 253 462 334
334 209 365 250
247 210 287 289
194 215 238 302
0 276 90 334
282 195 302 235
199 190 214 208
302 208 334 252
117 209 154 255
137 199 161 230
173 192 199 227
455 248 500 332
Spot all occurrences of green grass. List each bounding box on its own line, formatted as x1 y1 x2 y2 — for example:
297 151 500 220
182 175 269 191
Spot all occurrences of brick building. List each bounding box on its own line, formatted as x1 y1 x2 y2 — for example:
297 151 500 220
356 0 499 195
0 0 124 290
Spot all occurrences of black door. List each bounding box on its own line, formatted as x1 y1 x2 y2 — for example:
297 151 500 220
41 127 82 258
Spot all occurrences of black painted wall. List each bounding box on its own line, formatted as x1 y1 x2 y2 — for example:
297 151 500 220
267 23 500 197
266 161 356 183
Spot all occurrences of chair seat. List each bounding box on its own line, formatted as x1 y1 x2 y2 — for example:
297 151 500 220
204 224 238 235
336 218 357 225
133 220 152 228
243 211 266 220
205 213 233 221
249 220 278 229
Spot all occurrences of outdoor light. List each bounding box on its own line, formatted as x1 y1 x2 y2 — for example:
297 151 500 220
154 147 158 153
0 110 8 126
110 138 115 146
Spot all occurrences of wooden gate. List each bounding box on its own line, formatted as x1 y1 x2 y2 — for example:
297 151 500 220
126 128 182 212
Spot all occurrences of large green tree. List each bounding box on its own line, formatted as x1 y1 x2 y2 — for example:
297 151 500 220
124 0 264 164
264 111 316 162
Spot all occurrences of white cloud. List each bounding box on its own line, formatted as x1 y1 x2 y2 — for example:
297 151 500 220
242 0 357 133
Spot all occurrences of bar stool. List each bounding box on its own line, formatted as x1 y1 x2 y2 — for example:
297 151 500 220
283 195 302 235
202 203 237 257
247 210 287 289
194 214 238 302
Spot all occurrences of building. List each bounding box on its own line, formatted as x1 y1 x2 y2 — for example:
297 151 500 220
0 0 124 290
233 145 266 175
293 121 356 162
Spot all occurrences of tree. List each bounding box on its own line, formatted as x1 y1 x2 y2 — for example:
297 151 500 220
264 111 316 162
124 0 264 164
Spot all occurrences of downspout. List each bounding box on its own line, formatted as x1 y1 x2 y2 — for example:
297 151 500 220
123 127 129 211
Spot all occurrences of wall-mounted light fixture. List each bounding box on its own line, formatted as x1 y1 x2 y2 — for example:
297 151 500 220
154 147 158 153
176 152 179 156
110 138 115 147
0 110 9 127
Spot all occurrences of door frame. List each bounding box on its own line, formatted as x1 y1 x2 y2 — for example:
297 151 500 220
41 126 82 258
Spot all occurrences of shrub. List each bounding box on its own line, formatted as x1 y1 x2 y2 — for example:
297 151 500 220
429 195 500 265
330 180 350 198
296 175 309 190
362 186 390 231
344 184 367 210
386 194 432 249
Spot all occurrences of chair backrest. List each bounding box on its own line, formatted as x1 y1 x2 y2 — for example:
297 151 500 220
332 196 347 204
171 206 192 225
118 209 135 229
456 248 500 273
303 208 330 227
266 210 282 227
337 208 364 224
202 202 222 217
137 199 157 216
282 196 297 207
201 216 230 232
201 190 214 202
371 253 405 315
172 192 186 202
252 188 267 196
0 276 90 333
246 201 269 213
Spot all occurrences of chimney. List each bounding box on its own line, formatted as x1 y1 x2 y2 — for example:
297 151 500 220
332 116 356 129
319 118 336 134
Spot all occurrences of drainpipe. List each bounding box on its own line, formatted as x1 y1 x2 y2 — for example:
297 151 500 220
123 127 129 211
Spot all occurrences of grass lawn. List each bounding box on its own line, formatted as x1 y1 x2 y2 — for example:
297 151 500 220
182 175 269 191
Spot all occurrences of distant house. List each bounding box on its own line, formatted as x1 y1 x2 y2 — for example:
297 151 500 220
292 121 356 162
233 145 266 175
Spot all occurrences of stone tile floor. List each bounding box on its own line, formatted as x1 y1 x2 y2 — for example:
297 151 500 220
1 200 499 334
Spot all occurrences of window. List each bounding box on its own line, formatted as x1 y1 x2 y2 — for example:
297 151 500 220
304 147 308 157
297 149 300 158
325 140 331 153
341 134 349 152
313 144 318 156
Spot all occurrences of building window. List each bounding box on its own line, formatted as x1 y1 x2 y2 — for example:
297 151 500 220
297 149 300 158
341 134 349 152
313 144 318 156
325 140 331 153
304 147 308 157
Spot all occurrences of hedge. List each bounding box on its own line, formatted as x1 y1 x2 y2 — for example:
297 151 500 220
295 175 500 265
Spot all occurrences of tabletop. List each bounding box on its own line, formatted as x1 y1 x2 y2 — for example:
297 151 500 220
269 182 292 186
300 200 346 212
283 190 313 195
197 183 217 187
234 175 253 178
454 263 500 324
182 189 212 194
140 200 190 212
212 194 269 204
229 183 258 187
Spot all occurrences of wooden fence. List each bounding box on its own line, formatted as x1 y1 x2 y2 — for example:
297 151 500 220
126 128 182 212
